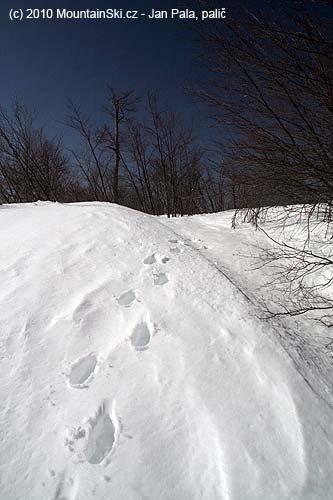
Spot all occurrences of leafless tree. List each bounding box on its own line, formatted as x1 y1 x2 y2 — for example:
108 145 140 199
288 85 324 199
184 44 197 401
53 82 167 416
195 0 333 323
125 121 157 214
0 101 70 203
99 87 139 204
66 88 138 205
66 101 111 201
123 93 206 216
196 0 333 209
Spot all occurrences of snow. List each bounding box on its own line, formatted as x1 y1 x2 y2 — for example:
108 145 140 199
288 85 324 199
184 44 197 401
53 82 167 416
0 201 332 500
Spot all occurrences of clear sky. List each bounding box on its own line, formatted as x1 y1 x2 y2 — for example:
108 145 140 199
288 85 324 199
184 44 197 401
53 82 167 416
0 0 290 145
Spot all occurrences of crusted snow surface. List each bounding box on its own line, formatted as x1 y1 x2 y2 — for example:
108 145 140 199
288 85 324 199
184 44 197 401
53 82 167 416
0 201 332 500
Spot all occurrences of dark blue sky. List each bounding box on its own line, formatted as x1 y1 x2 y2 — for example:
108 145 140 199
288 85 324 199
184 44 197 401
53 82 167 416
0 0 281 144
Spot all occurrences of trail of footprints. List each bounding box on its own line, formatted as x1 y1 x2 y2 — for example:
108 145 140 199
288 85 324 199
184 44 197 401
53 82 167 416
58 239 183 495
68 248 171 389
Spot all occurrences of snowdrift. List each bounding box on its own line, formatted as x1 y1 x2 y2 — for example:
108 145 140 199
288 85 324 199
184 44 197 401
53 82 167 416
0 202 332 500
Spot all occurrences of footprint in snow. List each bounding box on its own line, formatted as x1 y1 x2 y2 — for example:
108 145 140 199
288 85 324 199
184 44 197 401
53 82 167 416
130 322 152 351
145 254 170 265
154 273 168 286
144 254 156 265
85 399 117 465
69 353 97 388
168 239 179 244
117 289 136 307
53 472 77 500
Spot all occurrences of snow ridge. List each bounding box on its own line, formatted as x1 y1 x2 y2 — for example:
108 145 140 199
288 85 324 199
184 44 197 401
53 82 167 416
0 202 332 500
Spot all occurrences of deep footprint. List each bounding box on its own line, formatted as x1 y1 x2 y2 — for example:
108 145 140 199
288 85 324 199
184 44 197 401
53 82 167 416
154 273 168 286
144 254 156 265
69 353 97 387
130 322 151 351
85 400 116 465
117 290 136 307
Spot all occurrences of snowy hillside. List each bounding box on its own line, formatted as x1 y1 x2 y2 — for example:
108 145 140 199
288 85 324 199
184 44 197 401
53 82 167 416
0 202 332 500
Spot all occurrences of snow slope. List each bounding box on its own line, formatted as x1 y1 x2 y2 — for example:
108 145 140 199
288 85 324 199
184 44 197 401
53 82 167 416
0 202 332 500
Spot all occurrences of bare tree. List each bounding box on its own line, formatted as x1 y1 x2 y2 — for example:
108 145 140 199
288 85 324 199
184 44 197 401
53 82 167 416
145 93 204 217
125 121 157 214
111 93 206 216
66 101 111 201
247 211 333 327
99 87 138 204
195 0 333 322
0 101 70 203
195 0 333 210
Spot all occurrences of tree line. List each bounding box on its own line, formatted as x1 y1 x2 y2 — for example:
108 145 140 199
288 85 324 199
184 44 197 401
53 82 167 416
0 90 231 217
1 2 331 219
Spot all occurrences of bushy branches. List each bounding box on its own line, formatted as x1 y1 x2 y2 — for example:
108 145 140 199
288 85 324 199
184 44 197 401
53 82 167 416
196 1 333 209
126 93 204 216
196 1 333 324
